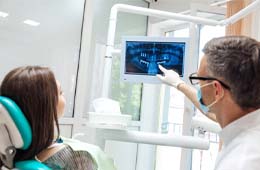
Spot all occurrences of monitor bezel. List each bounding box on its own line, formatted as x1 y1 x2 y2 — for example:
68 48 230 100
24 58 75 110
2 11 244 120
120 36 189 84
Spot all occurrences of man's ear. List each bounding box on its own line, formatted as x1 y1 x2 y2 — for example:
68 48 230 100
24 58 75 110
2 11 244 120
214 81 224 98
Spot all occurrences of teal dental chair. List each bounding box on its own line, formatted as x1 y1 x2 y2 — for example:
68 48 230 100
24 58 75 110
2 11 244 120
0 96 51 170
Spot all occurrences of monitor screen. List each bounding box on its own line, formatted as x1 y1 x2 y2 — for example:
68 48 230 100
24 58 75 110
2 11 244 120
121 36 189 83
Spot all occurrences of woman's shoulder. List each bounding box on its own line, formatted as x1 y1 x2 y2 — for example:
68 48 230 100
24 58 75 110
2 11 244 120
40 137 117 170
62 137 117 170
43 144 98 170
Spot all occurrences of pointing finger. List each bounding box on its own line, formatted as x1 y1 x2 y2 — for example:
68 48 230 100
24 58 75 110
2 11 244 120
158 65 167 73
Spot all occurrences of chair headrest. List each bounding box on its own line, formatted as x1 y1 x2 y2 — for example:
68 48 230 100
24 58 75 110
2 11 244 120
0 96 32 150
0 96 51 170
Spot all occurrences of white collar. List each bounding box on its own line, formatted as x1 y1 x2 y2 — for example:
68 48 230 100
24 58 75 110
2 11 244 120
219 108 260 146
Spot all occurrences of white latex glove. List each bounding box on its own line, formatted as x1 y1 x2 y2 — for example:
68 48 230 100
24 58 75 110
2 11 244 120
157 65 185 88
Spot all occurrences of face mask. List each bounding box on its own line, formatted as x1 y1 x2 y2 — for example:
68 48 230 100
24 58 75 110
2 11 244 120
196 82 221 114
197 88 210 113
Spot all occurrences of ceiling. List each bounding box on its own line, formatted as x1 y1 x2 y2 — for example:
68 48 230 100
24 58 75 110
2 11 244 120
146 0 230 10
147 0 226 26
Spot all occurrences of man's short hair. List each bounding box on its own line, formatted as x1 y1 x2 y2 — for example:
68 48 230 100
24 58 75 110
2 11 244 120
203 36 260 109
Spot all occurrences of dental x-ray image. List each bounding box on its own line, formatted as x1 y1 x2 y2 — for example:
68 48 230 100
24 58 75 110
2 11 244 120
125 41 185 76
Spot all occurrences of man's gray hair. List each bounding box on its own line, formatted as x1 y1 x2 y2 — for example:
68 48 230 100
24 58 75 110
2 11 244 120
203 36 260 109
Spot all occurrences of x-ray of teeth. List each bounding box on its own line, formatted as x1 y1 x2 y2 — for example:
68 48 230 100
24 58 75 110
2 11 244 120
125 41 185 76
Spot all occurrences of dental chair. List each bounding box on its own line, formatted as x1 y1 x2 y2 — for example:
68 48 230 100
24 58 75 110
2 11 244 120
0 96 50 170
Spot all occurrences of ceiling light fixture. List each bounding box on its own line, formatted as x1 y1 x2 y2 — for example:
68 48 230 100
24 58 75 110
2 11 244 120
0 11 9 18
23 19 40 26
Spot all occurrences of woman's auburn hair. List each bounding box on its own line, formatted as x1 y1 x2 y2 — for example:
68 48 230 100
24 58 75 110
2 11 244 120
0 66 60 161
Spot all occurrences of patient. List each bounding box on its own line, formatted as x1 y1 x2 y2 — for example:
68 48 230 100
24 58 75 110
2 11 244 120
0 66 115 170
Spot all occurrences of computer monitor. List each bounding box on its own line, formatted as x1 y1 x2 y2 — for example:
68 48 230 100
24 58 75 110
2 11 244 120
120 36 189 83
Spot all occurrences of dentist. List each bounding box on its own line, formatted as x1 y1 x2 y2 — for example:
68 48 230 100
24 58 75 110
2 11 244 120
158 36 260 170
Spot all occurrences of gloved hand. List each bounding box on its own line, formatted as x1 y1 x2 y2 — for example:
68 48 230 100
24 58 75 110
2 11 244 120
157 65 185 88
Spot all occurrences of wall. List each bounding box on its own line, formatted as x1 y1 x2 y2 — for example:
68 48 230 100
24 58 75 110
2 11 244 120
0 0 86 117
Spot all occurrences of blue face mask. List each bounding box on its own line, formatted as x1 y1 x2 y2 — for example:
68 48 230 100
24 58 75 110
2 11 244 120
197 88 209 113
196 82 220 114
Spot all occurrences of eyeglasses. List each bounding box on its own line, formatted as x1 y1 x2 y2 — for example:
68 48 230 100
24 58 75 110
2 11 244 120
189 72 230 89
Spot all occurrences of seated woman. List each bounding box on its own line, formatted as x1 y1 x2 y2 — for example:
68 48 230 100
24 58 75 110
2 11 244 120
0 66 116 170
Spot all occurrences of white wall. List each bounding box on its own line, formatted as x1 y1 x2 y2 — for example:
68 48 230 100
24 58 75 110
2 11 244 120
0 0 85 117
